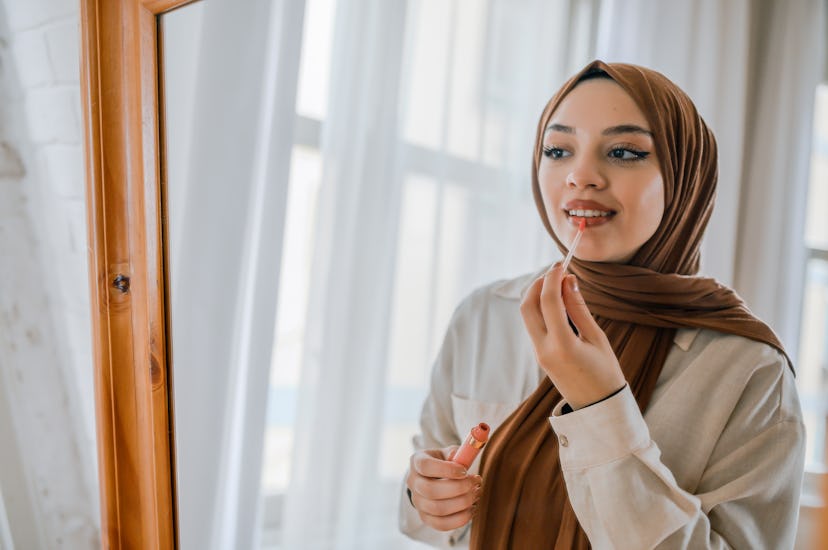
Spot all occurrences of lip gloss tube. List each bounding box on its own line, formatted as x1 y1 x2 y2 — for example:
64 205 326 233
561 217 587 273
452 422 490 470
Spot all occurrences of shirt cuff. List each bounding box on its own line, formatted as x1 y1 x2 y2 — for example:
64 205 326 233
548 384 650 471
560 385 625 414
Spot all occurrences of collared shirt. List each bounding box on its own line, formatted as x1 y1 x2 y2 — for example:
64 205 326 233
399 269 805 549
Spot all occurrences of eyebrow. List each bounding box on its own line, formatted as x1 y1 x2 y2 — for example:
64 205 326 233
545 123 654 137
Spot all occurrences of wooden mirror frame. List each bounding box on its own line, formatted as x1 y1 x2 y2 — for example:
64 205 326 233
79 0 197 546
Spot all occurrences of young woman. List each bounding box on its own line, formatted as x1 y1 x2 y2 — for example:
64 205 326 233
399 60 805 549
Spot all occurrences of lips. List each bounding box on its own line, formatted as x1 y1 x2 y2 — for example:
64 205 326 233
562 199 616 227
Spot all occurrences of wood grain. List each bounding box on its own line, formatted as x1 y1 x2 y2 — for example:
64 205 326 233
79 0 196 547
142 0 200 15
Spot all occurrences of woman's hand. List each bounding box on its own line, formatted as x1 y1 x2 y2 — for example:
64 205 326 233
406 446 483 531
520 263 626 410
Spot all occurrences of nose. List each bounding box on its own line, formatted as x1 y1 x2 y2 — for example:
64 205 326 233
566 159 607 190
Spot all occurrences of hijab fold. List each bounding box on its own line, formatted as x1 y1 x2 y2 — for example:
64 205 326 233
469 60 790 550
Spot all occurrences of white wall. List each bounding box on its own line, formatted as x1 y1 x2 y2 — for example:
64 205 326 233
0 0 98 547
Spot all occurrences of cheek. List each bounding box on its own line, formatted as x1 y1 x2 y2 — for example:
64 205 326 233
636 175 665 232
538 157 566 183
537 166 562 209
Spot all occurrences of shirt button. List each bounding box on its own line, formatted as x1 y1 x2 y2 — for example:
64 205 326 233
448 535 456 546
559 435 569 447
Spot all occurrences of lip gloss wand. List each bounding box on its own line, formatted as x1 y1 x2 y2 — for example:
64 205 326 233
560 218 586 336
561 217 586 273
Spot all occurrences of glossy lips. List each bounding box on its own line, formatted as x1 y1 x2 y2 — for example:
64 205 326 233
563 199 616 227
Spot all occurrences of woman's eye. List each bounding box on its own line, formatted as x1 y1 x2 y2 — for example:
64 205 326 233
609 147 649 161
543 146 569 159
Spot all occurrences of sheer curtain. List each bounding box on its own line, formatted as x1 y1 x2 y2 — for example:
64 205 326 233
733 0 826 355
279 0 599 547
165 1 302 549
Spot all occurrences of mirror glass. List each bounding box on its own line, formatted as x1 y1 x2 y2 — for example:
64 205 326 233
162 2 295 548
162 1 556 548
161 1 826 549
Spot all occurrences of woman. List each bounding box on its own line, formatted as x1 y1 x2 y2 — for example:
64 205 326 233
399 60 805 549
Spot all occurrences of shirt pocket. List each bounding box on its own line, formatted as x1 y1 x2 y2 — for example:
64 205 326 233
450 393 519 475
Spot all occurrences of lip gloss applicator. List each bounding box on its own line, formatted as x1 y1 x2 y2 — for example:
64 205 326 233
452 422 490 469
561 217 586 273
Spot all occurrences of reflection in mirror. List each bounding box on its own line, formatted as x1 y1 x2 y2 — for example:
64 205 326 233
163 0 299 548
163 0 558 547
161 0 826 548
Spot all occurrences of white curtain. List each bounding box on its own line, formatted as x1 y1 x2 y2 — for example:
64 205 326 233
733 0 826 356
281 0 598 548
595 0 826 355
165 1 302 549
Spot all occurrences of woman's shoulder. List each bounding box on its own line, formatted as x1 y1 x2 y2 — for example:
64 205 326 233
445 267 547 337
670 327 800 423
456 267 547 310
680 327 791 374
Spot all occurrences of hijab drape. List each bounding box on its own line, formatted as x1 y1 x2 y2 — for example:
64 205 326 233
469 60 791 550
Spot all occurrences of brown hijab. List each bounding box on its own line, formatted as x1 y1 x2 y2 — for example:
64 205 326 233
469 60 792 549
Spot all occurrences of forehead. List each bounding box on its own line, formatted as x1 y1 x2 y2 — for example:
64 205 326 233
548 78 649 128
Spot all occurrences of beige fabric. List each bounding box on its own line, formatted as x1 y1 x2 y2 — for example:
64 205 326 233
399 270 805 549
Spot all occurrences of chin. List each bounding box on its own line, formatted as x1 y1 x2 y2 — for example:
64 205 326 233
573 246 635 264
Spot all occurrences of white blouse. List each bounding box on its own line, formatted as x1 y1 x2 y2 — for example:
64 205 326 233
399 269 805 549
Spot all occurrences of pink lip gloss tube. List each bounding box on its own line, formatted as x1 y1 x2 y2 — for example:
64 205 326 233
452 423 490 470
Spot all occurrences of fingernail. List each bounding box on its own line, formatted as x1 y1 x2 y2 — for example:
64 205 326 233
473 484 482 494
568 275 579 293
457 469 467 477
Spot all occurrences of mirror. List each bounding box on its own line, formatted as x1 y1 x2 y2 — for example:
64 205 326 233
81 0 826 548
161 2 295 547
160 0 564 547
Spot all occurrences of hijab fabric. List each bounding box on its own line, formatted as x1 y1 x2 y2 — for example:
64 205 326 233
468 60 791 550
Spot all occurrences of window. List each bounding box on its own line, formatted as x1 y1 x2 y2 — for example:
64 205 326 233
257 0 592 546
797 82 828 510
259 0 334 546
257 0 547 545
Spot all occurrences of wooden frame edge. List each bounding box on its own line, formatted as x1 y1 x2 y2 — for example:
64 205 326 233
79 0 196 547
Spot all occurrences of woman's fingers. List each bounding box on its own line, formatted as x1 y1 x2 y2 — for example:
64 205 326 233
416 506 476 532
410 484 479 517
518 267 625 409
520 276 547 343
539 264 574 341
406 448 482 532
410 473 481 501
410 449 467 480
445 446 459 462
561 274 601 343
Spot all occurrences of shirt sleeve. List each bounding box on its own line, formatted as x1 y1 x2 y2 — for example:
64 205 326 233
548 372 806 550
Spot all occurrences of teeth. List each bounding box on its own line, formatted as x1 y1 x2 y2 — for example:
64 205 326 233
568 209 612 218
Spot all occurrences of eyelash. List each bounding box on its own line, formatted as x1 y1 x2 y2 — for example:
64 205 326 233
542 145 651 163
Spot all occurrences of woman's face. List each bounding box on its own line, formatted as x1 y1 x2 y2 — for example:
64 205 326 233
538 78 665 263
